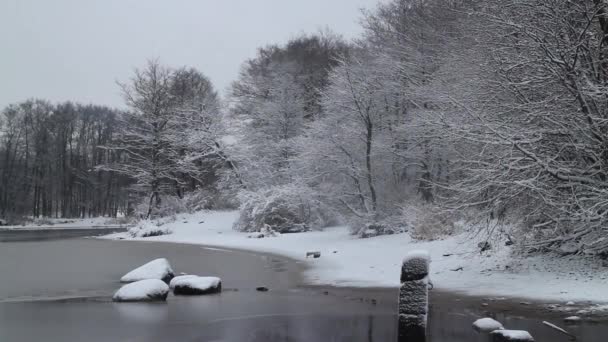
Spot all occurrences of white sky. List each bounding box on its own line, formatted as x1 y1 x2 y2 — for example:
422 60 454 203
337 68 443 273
0 0 382 109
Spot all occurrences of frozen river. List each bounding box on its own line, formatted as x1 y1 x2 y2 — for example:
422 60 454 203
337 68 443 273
0 230 605 341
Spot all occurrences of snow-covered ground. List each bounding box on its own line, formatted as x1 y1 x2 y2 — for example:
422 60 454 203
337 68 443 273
1 217 128 230
103 211 608 305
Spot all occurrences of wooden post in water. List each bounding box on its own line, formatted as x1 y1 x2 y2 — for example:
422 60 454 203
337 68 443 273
398 250 430 342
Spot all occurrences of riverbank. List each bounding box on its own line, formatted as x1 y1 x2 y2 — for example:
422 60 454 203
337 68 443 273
102 211 608 314
0 216 129 230
2 232 606 340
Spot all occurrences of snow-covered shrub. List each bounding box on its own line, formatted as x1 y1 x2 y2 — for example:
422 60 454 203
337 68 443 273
233 184 337 233
350 215 408 238
403 204 455 241
128 220 172 238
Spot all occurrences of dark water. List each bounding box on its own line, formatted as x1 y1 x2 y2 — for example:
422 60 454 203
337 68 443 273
0 227 127 242
0 232 606 341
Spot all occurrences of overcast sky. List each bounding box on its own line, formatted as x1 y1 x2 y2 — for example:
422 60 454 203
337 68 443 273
0 0 382 109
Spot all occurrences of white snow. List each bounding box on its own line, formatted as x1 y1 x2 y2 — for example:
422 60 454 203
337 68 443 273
490 330 534 341
402 250 430 280
171 276 221 294
113 279 169 302
103 210 608 305
169 275 198 289
120 258 174 283
473 317 504 333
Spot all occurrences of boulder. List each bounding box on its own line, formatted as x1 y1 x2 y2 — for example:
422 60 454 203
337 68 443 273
169 275 198 289
172 276 222 295
490 330 534 342
113 279 169 302
473 317 504 333
120 258 174 283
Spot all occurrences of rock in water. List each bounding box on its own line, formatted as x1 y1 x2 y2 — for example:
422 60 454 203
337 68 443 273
564 316 581 323
113 279 169 302
172 276 222 295
473 318 504 333
120 258 174 283
490 330 534 341
169 275 199 289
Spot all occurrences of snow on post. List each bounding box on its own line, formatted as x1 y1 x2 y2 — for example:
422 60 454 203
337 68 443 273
399 250 430 342
120 258 175 284
490 330 534 341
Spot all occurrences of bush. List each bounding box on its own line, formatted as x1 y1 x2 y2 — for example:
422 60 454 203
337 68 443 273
233 184 338 233
403 204 455 241
350 216 408 238
128 220 172 238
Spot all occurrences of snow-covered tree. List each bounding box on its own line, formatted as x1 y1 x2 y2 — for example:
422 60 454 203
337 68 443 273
102 61 222 217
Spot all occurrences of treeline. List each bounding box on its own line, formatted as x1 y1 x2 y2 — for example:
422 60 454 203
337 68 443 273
0 64 227 221
3 0 608 255
228 0 608 255
0 101 128 219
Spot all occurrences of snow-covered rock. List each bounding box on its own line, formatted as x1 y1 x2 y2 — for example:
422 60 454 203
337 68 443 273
112 279 170 302
490 330 534 341
172 276 222 295
401 250 430 282
564 316 582 323
473 317 504 333
169 275 198 289
120 258 175 283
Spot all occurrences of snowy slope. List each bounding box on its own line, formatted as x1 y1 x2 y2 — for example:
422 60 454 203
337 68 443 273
103 211 608 304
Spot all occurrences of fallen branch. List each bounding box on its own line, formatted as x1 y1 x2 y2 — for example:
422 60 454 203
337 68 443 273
542 321 576 340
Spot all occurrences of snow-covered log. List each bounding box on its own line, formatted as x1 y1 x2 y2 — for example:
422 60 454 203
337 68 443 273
398 250 430 342
113 279 170 302
120 258 175 284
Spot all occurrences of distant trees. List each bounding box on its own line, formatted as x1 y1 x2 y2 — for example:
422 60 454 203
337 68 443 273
0 61 225 221
0 100 128 220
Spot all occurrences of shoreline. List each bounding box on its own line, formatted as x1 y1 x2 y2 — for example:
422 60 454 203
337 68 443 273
98 208 608 301
103 235 608 321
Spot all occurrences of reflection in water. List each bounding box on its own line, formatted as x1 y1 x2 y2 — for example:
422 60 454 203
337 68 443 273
115 302 169 324
213 314 397 342
2 238 608 342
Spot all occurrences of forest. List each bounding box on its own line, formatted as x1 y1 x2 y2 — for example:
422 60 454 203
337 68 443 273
1 0 607 256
